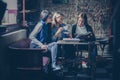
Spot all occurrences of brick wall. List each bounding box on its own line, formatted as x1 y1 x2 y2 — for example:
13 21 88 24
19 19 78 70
42 0 112 37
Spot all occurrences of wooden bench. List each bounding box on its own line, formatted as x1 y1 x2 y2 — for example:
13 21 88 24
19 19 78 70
9 38 47 71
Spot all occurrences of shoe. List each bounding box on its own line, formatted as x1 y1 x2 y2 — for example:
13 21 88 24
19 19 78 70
82 61 88 68
43 66 48 73
52 65 61 71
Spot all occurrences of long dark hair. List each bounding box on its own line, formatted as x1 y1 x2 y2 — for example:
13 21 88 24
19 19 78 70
78 12 88 26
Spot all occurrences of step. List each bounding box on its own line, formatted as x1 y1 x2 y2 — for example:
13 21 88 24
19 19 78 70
95 68 109 78
96 78 111 80
76 73 91 80
105 64 113 73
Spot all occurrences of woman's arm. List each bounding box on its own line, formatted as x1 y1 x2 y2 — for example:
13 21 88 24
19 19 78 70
72 24 77 38
87 25 96 41
29 22 44 47
54 27 64 37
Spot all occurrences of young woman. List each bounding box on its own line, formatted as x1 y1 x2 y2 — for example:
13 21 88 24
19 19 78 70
51 12 75 59
51 12 70 41
72 12 97 68
72 12 96 41
29 10 61 71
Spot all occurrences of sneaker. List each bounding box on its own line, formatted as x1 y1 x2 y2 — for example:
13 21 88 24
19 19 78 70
43 66 48 73
82 61 88 68
52 65 61 71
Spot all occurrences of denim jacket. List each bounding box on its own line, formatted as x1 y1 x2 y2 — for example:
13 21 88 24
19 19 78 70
51 23 69 42
29 20 49 48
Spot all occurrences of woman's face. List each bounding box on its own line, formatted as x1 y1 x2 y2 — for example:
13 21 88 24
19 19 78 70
46 14 52 23
77 17 84 26
56 15 64 24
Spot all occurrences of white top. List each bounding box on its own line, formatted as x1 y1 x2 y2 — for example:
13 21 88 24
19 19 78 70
75 25 87 35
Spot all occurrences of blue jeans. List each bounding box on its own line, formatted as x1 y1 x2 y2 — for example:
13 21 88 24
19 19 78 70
47 42 58 67
30 42 58 67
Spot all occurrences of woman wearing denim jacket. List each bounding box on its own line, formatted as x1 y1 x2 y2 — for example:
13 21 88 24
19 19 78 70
51 12 70 41
29 10 61 71
51 12 75 59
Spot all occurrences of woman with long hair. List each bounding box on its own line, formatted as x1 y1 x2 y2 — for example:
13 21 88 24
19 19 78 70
51 12 71 41
72 12 97 68
51 12 75 59
29 10 61 71
72 12 96 41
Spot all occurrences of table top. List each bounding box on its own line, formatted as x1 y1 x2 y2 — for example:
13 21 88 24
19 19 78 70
57 40 99 45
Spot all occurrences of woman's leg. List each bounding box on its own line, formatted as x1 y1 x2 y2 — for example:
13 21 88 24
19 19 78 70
47 42 61 70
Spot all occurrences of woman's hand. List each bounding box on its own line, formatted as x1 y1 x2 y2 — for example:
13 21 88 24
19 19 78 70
59 27 64 31
55 27 64 37
41 45 48 52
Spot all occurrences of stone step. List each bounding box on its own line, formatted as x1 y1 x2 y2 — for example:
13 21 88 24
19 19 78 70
76 73 92 80
64 75 76 80
105 64 113 73
96 78 111 80
95 68 109 78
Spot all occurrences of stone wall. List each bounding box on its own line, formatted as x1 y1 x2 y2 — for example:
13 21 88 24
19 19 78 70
42 0 112 37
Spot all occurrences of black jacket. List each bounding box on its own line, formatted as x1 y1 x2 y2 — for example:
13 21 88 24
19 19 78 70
72 24 96 41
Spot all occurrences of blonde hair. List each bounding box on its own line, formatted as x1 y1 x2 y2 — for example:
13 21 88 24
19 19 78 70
52 12 64 27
